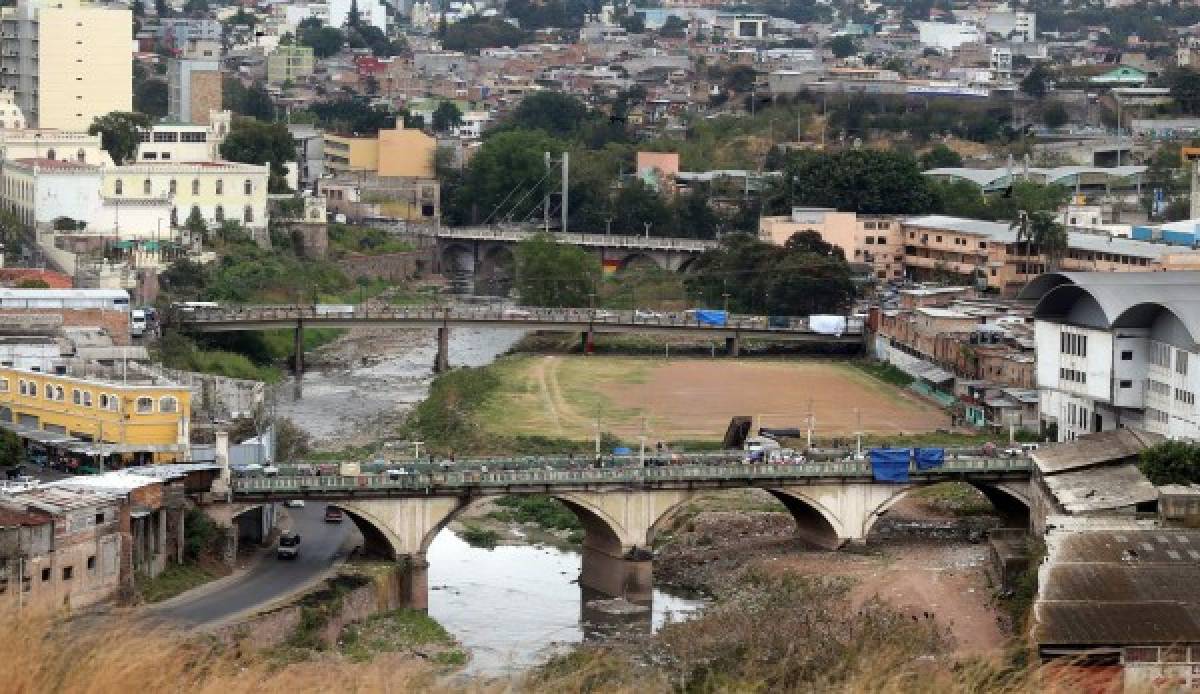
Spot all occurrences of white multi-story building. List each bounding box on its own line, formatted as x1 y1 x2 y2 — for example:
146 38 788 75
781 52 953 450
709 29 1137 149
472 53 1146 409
1025 271 1200 442
915 21 983 51
135 112 231 164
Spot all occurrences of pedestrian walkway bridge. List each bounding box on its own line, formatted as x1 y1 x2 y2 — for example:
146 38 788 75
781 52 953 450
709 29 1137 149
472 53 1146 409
223 457 1032 608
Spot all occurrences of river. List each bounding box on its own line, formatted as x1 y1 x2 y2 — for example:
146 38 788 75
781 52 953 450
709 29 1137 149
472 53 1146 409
276 323 703 674
427 529 703 676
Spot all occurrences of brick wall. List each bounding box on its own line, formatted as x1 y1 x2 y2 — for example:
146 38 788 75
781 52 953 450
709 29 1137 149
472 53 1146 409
337 249 432 283
0 308 130 344
189 70 222 125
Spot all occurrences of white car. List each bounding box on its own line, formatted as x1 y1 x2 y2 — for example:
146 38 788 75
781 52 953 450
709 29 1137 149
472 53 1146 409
283 499 305 508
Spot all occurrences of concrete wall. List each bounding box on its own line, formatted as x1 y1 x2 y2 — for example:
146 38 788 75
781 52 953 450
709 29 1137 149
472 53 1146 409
337 249 431 283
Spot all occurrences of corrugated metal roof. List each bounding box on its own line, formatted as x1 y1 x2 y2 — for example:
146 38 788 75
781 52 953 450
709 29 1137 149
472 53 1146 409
1036 526 1200 647
1032 428 1163 474
1041 464 1159 513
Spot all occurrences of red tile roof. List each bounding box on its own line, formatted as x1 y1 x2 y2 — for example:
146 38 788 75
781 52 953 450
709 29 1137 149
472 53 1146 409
0 269 74 289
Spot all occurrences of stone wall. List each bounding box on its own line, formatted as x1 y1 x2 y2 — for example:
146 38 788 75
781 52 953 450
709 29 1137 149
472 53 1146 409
337 249 432 283
0 308 130 344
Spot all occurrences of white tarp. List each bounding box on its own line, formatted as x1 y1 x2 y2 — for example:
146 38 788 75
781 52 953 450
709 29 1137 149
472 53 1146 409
809 314 847 336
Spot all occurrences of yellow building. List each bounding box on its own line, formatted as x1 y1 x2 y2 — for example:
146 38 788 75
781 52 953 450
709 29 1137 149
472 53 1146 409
102 161 270 233
0 0 132 131
324 126 436 178
0 368 191 464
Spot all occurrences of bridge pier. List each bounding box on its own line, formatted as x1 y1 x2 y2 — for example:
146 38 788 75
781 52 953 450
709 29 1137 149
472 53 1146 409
434 327 450 373
292 320 305 375
581 330 595 354
725 335 740 357
580 545 652 602
400 554 431 610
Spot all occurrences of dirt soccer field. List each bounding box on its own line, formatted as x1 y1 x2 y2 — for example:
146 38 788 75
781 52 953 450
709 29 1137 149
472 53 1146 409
477 356 949 441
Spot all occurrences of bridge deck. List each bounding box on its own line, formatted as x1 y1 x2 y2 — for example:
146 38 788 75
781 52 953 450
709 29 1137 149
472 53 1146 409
177 305 865 341
231 459 1031 500
424 227 719 253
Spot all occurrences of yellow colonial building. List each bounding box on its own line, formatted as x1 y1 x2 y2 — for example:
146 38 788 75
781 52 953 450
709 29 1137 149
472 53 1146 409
101 161 270 233
0 368 191 465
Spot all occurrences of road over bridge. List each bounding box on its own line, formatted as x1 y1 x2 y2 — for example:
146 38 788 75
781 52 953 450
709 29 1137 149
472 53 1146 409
226 457 1031 607
418 227 718 291
174 304 865 372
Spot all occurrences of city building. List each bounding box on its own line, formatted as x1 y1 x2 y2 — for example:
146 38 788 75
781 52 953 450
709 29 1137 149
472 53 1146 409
0 365 191 465
915 21 983 51
329 0 387 30
101 161 270 234
0 288 131 343
323 126 436 178
167 40 222 125
1022 271 1200 442
135 113 231 163
266 45 315 85
759 208 904 282
0 0 132 130
0 128 112 166
0 486 122 611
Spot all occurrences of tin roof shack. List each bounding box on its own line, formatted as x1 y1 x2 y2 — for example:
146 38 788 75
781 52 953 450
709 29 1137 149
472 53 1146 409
50 471 180 580
1034 517 1200 689
1029 429 1163 536
0 487 121 610
0 506 51 606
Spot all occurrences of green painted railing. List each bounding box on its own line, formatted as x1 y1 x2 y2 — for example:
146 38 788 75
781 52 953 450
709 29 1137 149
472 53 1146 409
231 458 1031 495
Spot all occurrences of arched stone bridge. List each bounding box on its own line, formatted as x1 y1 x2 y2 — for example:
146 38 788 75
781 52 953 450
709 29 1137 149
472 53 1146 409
229 460 1031 608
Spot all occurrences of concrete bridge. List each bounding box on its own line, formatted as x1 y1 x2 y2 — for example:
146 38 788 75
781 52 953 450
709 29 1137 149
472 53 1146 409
425 227 718 291
174 304 865 373
227 459 1031 608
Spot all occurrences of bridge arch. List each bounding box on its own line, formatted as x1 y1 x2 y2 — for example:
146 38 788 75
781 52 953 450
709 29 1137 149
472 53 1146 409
476 244 515 296
337 504 404 560
616 252 663 274
439 243 475 275
860 480 1032 539
676 256 701 274
646 488 845 550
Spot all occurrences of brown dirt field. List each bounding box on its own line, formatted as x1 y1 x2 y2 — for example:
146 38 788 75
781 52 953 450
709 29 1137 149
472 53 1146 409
596 359 949 438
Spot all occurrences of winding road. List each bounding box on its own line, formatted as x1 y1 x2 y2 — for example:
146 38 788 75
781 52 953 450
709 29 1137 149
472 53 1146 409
152 504 355 627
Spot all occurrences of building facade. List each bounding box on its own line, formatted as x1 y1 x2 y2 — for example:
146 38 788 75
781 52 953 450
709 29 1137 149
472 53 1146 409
101 161 270 233
759 208 905 282
1023 271 1200 442
323 126 436 178
0 0 132 130
167 54 222 126
266 45 315 85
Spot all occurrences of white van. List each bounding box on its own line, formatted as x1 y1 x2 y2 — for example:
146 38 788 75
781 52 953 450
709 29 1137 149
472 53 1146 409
130 309 147 337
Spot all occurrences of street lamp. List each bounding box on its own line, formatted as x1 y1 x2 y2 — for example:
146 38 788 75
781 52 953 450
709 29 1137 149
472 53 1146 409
644 222 651 239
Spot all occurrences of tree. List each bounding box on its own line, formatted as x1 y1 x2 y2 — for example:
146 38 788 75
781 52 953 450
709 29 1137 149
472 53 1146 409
441 16 525 53
1011 209 1067 277
219 118 298 193
306 97 394 134
15 278 49 289
132 0 145 17
431 101 464 133
299 23 345 58
185 206 207 237
134 78 169 119
1042 100 1069 128
828 35 859 59
919 144 963 170
1020 62 1052 100
153 0 168 17
1167 67 1200 116
778 150 938 215
659 15 688 38
88 111 151 165
514 233 601 307
1139 441 1200 485
502 91 593 139
224 78 276 121
444 130 563 225
0 429 21 467
611 180 672 236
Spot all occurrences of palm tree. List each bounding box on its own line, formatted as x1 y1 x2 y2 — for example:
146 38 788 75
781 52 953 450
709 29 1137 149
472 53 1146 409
1011 209 1068 284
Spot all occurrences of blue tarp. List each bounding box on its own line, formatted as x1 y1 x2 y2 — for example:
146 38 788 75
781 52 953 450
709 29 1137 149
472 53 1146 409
694 309 727 327
870 448 910 483
914 447 945 470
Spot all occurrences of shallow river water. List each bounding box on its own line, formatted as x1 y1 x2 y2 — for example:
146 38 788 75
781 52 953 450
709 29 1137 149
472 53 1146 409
427 530 704 676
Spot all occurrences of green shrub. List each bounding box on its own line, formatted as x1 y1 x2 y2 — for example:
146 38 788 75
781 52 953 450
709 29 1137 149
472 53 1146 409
459 524 499 549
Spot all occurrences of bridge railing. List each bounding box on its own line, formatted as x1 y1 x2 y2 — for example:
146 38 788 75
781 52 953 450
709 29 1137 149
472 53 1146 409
176 304 866 336
423 226 720 252
231 458 1031 494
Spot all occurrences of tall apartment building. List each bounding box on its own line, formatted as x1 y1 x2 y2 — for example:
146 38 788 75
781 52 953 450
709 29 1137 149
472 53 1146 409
1023 271 1200 442
167 39 221 125
0 0 132 130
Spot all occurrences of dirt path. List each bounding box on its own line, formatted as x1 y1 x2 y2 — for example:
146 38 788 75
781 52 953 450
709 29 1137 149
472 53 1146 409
531 357 564 435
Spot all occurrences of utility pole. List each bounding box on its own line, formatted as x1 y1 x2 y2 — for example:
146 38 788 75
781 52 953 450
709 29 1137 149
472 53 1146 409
543 151 551 233
855 407 863 458
806 397 814 450
561 151 569 234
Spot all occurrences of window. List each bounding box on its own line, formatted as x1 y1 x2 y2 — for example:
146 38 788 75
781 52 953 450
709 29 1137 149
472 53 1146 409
143 178 151 195
82 391 92 407
18 380 25 396
153 131 178 143
159 396 177 413
1121 350 1133 361
136 396 153 414
169 179 177 195
142 152 157 160
72 389 81 405
40 568 49 582
27 382 36 397
1177 351 1189 376
1120 380 1133 389
243 206 253 223
76 149 85 162
54 386 63 401
108 394 118 412
86 556 95 571
94 512 104 524
214 205 224 222
1151 342 1172 368
114 179 123 195
1060 331 1087 357
244 179 253 195
180 131 206 143
0 378 7 392
62 566 72 581
170 208 178 227
215 179 223 195
191 179 199 195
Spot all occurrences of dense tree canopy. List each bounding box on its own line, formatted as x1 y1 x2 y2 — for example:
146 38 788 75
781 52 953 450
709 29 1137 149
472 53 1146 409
441 16 525 53
514 233 601 307
686 233 855 316
219 118 297 193
298 18 345 58
1139 441 1200 485
771 149 938 215
919 144 963 170
502 92 594 139
444 130 565 225
303 97 396 134
224 78 276 121
134 78 169 119
432 102 464 133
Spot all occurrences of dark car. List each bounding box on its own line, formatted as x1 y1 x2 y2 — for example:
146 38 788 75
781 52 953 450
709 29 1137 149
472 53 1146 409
323 505 344 523
277 532 301 559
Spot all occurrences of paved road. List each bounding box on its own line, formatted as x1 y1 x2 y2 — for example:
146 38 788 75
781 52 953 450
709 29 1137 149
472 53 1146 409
153 503 354 627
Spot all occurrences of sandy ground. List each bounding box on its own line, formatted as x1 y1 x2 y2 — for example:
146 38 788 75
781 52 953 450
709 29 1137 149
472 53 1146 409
482 356 949 440
655 494 1008 660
